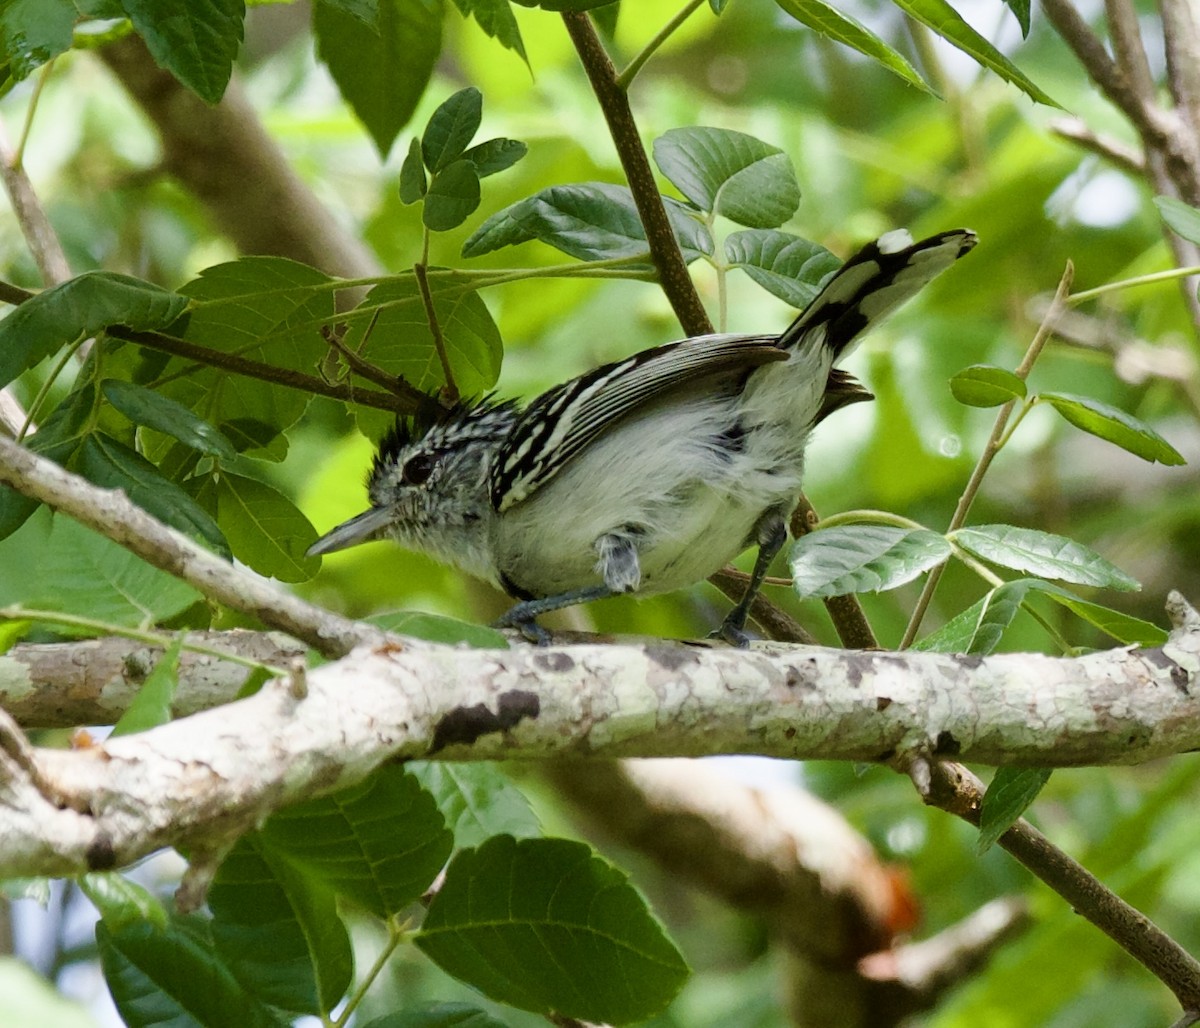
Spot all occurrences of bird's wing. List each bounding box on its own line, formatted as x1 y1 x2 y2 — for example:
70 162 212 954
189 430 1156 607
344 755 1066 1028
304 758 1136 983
491 334 786 511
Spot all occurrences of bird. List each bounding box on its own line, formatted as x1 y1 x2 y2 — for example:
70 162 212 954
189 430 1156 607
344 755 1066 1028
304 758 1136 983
308 227 977 644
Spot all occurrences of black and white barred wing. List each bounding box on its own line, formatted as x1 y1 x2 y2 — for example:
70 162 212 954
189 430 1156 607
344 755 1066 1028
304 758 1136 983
490 335 786 512
780 228 977 359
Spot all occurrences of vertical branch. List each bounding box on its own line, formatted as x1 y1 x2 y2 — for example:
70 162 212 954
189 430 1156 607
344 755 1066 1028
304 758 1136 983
560 12 712 337
1161 0 1200 142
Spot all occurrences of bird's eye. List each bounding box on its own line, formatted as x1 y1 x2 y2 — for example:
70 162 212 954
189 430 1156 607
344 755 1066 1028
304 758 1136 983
402 453 436 485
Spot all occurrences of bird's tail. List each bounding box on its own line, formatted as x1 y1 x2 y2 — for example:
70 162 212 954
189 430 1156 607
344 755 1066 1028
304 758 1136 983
777 228 977 361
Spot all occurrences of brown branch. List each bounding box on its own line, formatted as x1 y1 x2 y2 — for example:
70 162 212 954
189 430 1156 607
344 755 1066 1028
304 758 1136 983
0 120 70 287
560 12 712 337
0 278 417 415
914 757 1200 1012
1161 0 1200 143
97 35 381 283
1049 116 1146 176
791 496 880 649
0 436 384 659
708 568 818 644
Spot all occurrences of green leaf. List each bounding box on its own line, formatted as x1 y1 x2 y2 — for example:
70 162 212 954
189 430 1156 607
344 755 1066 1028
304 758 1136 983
98 917 288 1028
912 582 1027 655
462 182 712 262
653 127 800 228
120 0 245 104
461 137 527 178
208 472 319 582
210 835 353 1014
407 763 541 849
952 524 1139 591
0 0 74 81
175 256 334 459
978 767 1051 853
101 379 237 460
400 137 429 203
773 0 934 94
319 0 379 24
1023 580 1167 646
422 86 482 172
723 229 840 308
80 873 168 930
12 516 201 626
424 159 482 231
1155 196 1200 245
0 272 188 389
110 636 182 737
914 577 1168 653
79 434 229 555
416 836 688 1024
449 0 527 61
949 364 1027 407
314 0 443 156
0 956 96 1028
509 0 617 8
370 610 508 648
1040 391 1186 465
789 525 952 598
261 765 452 919
888 0 1059 107
1003 0 1031 36
342 278 502 396
361 1004 510 1028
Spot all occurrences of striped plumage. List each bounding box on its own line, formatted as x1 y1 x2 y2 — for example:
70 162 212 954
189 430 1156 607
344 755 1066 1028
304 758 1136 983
309 228 977 643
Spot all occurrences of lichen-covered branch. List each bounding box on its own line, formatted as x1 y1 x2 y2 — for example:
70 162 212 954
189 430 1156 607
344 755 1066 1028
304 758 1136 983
0 595 1196 880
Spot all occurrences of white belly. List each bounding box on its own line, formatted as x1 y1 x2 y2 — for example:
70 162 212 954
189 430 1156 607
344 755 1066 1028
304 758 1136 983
492 389 811 598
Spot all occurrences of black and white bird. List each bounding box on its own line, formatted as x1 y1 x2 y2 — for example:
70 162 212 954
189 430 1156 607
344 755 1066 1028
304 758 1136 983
309 228 977 643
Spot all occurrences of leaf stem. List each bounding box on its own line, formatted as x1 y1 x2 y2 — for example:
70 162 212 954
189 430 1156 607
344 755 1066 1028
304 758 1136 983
615 0 709 90
18 337 85 442
814 509 929 532
1067 264 1200 303
900 261 1075 648
0 606 287 674
334 918 408 1026
14 60 54 169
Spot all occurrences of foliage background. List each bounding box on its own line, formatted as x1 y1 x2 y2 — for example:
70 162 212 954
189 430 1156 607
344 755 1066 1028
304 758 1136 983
0 0 1197 1025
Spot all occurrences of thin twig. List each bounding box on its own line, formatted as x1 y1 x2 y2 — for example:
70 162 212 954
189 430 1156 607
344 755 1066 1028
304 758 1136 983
1049 116 1146 176
0 278 413 415
615 0 708 90
708 568 818 645
415 230 459 402
917 758 1200 1012
0 117 70 286
1161 0 1200 144
561 11 712 337
900 262 1075 648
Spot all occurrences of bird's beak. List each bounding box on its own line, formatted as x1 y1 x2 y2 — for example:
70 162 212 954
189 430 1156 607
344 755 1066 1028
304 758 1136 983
307 506 394 557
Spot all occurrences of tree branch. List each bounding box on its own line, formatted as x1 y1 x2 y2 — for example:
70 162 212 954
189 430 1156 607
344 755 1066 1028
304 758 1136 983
560 12 712 337
97 35 382 282
915 756 1200 1011
0 594 1196 880
0 630 305 728
0 435 384 658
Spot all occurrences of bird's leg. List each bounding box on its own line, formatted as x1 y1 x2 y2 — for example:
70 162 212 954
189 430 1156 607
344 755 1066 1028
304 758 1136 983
714 508 787 647
494 531 641 644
